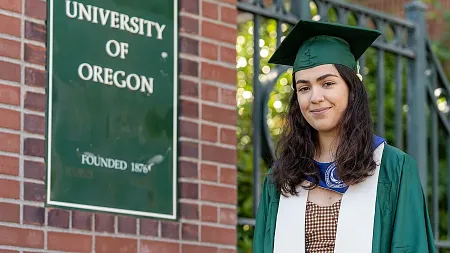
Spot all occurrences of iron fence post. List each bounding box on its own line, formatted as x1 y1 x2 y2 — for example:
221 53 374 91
405 1 428 192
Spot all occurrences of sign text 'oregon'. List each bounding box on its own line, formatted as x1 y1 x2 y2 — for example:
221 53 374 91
46 0 178 219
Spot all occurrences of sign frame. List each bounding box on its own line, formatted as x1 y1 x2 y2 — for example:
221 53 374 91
45 0 179 220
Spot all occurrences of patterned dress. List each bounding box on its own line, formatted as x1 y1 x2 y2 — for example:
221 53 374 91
305 199 342 253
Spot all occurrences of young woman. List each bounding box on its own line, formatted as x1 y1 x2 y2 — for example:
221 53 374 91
252 20 435 253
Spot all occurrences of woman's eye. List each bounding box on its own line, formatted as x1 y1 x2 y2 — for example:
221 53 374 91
297 87 309 92
323 82 335 87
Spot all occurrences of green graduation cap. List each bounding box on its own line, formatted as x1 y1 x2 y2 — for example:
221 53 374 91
268 20 382 76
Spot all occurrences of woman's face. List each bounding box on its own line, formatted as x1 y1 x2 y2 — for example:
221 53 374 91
294 64 349 134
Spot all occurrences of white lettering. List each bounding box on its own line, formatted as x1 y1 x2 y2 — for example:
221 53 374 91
77 63 154 94
120 14 130 32
113 70 126 88
78 3 92 21
110 11 120 29
80 153 128 171
141 77 153 93
129 17 140 34
155 23 166 40
104 68 113 85
78 63 93 80
105 40 121 58
93 65 104 83
99 8 110 26
91 6 98 23
126 74 140 91
65 0 77 19
64 2 167 40
120 42 129 59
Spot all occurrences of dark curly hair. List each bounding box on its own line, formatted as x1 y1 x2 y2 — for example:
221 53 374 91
272 64 377 196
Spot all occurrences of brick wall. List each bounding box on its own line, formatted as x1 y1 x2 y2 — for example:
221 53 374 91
0 0 238 252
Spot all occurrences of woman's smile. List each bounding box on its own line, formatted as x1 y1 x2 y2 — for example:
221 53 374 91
310 107 332 116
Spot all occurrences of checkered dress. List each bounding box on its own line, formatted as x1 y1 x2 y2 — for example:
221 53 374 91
305 199 342 253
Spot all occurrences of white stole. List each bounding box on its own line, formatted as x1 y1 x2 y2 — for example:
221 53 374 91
273 143 385 253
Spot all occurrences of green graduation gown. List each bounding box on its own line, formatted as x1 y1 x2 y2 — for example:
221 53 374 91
253 144 436 253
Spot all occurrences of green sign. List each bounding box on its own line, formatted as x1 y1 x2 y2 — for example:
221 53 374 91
46 0 178 219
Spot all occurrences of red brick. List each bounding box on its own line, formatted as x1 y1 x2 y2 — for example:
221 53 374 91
201 226 236 245
202 62 236 85
201 42 218 60
0 203 19 223
23 205 44 225
0 132 19 153
180 16 199 35
221 0 236 4
201 205 217 222
202 144 236 164
182 223 198 241
0 155 19 176
180 182 198 199
180 141 199 159
25 0 46 20
140 219 158 236
0 84 20 106
202 21 236 44
220 46 236 64
25 67 46 88
24 92 46 112
0 14 20 37
72 211 92 231
201 124 217 142
180 0 199 14
200 164 217 182
180 202 199 220
201 184 236 204
25 44 46 66
0 226 44 248
0 0 21 13
24 114 45 135
48 209 70 228
181 58 198 77
220 88 236 106
24 160 45 181
220 128 236 146
221 6 237 24
48 232 92 253
182 244 217 253
180 79 198 98
96 236 137 253
25 21 46 43
202 105 236 125
0 38 20 59
219 249 236 253
140 240 179 253
0 61 20 82
180 37 198 56
179 160 198 179
202 1 218 19
24 138 45 158
0 108 20 130
0 250 19 253
219 208 237 225
161 221 179 239
220 167 236 185
24 182 45 202
202 84 219 102
95 213 114 233
118 216 136 234
181 100 199 118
